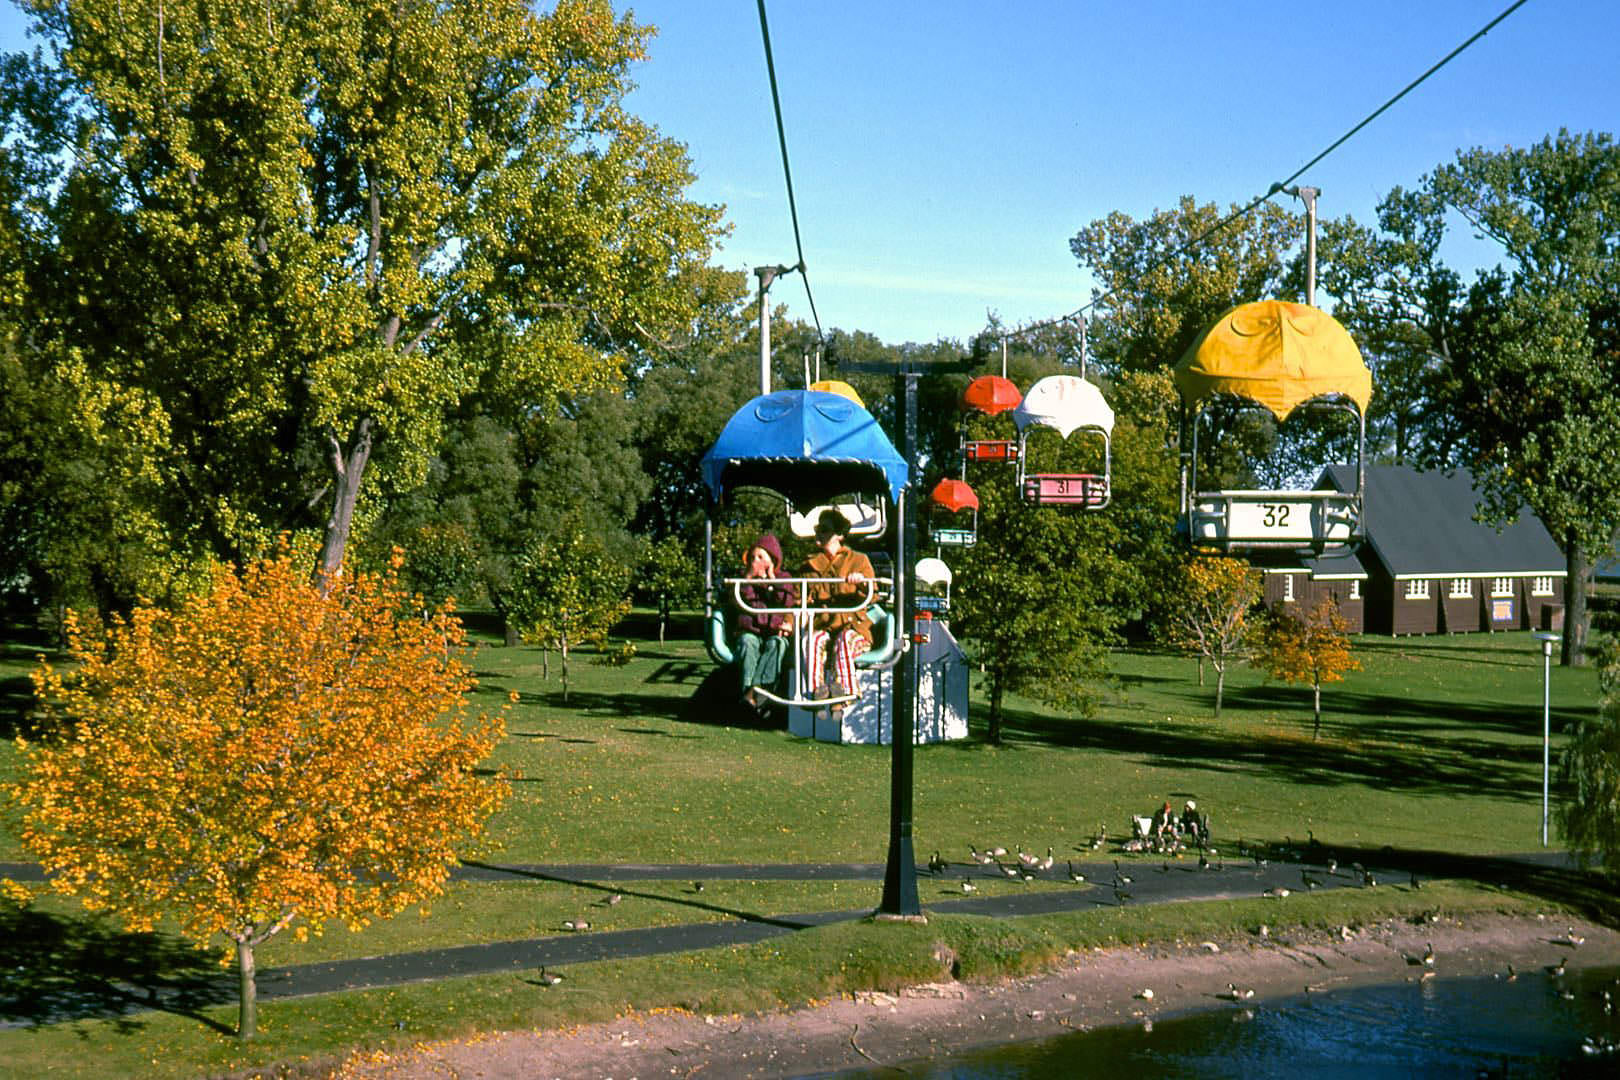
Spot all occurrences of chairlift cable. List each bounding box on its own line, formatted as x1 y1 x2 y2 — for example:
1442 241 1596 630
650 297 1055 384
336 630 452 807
756 0 825 344
996 0 1530 347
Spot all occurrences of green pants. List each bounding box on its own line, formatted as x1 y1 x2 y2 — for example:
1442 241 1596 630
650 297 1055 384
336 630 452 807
735 632 786 695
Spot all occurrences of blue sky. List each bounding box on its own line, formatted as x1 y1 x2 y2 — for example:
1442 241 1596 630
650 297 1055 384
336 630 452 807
4 2 1615 345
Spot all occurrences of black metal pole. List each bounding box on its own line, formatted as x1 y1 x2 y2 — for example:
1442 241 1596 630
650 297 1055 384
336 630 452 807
879 370 921 916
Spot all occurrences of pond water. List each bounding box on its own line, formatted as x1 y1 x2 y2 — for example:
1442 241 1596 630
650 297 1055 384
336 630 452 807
820 965 1620 1078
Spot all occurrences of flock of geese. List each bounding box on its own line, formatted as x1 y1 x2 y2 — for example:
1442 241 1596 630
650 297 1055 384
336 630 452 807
523 835 1620 1062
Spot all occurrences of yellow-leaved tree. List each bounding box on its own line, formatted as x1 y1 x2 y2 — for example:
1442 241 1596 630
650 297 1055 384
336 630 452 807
13 547 509 1039
1160 557 1263 717
1256 595 1361 740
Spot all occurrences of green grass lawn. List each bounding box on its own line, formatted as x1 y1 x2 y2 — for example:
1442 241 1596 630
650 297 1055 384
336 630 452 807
0 615 1606 1076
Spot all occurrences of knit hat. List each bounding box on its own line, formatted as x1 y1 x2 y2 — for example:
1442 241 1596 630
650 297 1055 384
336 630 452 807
752 533 783 568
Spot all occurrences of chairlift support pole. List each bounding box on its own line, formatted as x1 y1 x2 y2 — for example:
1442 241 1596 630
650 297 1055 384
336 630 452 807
839 354 974 918
755 264 790 396
1280 185 1321 306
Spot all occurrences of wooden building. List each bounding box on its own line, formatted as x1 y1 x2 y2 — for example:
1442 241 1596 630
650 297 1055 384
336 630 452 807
1259 549 1368 633
1258 465 1565 636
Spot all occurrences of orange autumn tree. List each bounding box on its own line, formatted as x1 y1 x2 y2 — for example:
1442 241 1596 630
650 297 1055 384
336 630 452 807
1257 595 1361 740
1161 556 1263 717
13 547 509 1039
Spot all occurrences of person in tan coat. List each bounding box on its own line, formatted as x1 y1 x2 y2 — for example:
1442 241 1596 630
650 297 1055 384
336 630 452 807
801 508 874 709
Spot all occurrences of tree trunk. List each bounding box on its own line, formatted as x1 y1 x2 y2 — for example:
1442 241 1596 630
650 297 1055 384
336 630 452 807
503 619 519 647
988 677 1004 745
1197 655 1205 687
560 631 571 702
659 596 669 643
1312 682 1322 740
317 416 374 590
1563 539 1588 667
236 939 257 1040
1213 663 1225 718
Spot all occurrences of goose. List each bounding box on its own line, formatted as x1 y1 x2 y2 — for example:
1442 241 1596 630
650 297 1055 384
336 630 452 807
603 893 623 906
1301 871 1323 890
1505 962 1518 982
691 881 704 893
1556 927 1586 947
1361 870 1378 887
1325 857 1339 876
1113 883 1133 904
989 845 1008 858
1549 956 1568 978
1090 826 1108 851
970 846 994 865
997 860 1021 879
1018 847 1040 868
562 919 590 931
1039 847 1056 872
960 878 977 894
1263 886 1291 899
536 966 564 987
1221 982 1254 1001
1113 860 1134 885
1409 872 1422 891
1422 942 1435 968
1067 860 1086 883
928 851 949 875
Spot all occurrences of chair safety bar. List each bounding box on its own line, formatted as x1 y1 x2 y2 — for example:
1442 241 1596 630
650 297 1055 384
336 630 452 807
705 575 898 707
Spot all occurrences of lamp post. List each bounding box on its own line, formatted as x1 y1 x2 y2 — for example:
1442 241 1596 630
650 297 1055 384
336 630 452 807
1532 631 1560 846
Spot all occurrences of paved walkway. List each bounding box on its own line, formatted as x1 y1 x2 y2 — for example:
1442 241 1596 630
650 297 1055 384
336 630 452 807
0 847 1591 1027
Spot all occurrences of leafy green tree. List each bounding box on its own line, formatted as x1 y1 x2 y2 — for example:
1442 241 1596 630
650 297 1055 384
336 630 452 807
1321 131 1620 665
1070 196 1301 378
5 0 724 588
949 372 1179 741
1557 612 1620 872
1070 197 1340 491
638 534 701 642
508 526 632 700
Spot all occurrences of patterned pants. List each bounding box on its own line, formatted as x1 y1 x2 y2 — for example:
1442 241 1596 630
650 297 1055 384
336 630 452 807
807 628 866 698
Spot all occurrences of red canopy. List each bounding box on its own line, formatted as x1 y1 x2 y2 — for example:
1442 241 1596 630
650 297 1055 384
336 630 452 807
962 375 1022 416
929 477 980 514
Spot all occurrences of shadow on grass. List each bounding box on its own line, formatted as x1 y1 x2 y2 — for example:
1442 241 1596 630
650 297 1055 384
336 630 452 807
984 701 1542 801
456 861 817 931
1257 842 1620 930
0 673 39 740
0 905 233 1032
1354 638 1546 669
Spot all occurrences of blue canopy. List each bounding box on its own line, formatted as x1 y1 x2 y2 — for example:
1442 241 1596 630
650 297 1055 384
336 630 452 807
701 389 910 505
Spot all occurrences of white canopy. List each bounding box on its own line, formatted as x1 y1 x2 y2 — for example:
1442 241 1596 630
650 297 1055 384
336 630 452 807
1012 375 1115 438
914 556 953 590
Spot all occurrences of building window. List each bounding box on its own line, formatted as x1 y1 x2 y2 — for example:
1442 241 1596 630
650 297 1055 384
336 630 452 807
1491 577 1513 598
1532 576 1554 596
1405 579 1430 601
1282 575 1295 602
1349 579 1361 601
1450 578 1472 599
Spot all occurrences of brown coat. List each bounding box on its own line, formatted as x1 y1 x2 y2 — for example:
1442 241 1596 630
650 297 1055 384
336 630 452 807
802 546 875 644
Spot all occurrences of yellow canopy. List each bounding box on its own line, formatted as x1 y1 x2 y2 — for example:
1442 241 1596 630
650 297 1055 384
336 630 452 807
808 379 865 407
1173 300 1372 420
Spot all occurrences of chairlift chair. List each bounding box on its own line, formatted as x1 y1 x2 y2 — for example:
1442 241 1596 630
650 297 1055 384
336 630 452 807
960 374 1023 466
913 556 952 615
1173 300 1371 554
1013 374 1114 509
699 389 908 710
927 477 978 548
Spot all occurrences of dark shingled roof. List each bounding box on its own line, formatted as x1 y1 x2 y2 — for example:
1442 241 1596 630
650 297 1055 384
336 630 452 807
1316 464 1563 578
